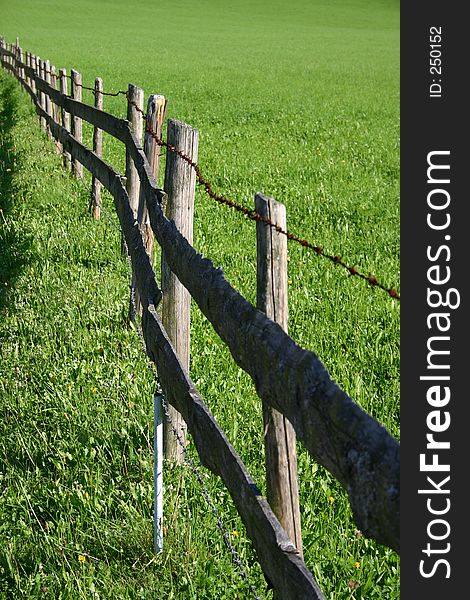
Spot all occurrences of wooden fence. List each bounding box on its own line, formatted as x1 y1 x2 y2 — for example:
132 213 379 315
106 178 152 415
0 37 400 599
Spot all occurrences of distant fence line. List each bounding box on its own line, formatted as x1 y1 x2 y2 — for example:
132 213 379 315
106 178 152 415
1 37 400 600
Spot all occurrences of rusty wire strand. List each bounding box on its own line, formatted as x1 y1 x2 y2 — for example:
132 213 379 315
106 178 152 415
127 97 400 301
20 50 401 301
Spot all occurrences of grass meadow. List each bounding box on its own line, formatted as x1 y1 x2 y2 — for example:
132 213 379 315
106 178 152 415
1 0 399 598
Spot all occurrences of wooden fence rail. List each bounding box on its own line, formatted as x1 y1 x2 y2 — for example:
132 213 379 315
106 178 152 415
1 37 400 598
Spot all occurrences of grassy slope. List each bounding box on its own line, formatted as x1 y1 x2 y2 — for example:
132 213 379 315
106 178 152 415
1 1 399 598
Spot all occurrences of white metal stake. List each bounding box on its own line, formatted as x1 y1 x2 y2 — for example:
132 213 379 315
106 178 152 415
154 393 163 553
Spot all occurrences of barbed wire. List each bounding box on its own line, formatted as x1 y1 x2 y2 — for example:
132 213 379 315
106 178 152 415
129 96 400 301
76 170 262 600
7 46 401 301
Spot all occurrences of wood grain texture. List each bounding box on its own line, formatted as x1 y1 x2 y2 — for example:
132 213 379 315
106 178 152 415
38 58 46 130
137 94 166 261
49 65 61 154
134 95 167 314
58 68 71 170
145 191 400 553
142 303 324 600
91 77 103 219
126 84 144 217
256 193 303 561
70 69 83 178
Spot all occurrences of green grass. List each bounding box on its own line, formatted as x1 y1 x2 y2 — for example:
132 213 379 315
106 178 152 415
1 1 399 598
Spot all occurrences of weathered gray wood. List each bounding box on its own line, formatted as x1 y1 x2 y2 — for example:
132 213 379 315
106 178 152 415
12 41 18 76
126 84 144 217
133 95 167 315
25 107 326 597
137 95 166 262
142 304 324 600
59 68 71 170
49 66 61 153
38 58 46 130
91 77 103 219
71 69 83 178
256 192 303 563
1 48 15 74
125 84 144 312
17 46 24 82
145 191 400 553
44 60 53 137
50 66 59 122
29 55 36 95
25 52 30 87
161 119 198 463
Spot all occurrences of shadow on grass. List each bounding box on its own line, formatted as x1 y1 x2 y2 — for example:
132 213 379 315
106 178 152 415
0 72 33 313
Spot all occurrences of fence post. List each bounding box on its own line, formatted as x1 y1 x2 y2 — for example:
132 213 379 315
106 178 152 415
50 65 61 153
71 69 83 179
255 192 303 561
91 77 103 219
59 68 71 171
25 51 30 87
134 94 167 313
161 119 198 463
44 60 53 139
37 58 46 131
50 66 58 122
125 84 144 313
13 39 18 76
17 45 24 82
30 54 36 96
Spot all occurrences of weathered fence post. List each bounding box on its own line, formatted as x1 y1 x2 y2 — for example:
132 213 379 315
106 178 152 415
71 69 83 178
50 66 58 122
50 65 61 153
161 119 198 463
37 58 46 131
125 84 144 312
30 54 37 96
59 68 71 171
25 51 31 87
13 39 18 76
134 94 167 313
125 84 144 217
17 45 24 82
154 392 164 553
44 60 53 140
255 192 303 561
91 77 103 219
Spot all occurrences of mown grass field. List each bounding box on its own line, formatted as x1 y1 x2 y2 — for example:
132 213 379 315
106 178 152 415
1 0 399 598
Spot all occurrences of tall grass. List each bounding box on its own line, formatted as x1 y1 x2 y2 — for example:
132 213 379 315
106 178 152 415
1 1 399 597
